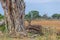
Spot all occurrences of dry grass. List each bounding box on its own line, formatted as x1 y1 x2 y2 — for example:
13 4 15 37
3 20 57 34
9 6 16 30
25 20 60 32
0 20 60 40
0 36 32 40
24 20 60 40
25 20 60 27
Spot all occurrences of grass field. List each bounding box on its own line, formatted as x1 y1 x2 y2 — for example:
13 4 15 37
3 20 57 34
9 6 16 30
25 20 60 27
25 20 60 32
0 20 60 40
25 20 60 40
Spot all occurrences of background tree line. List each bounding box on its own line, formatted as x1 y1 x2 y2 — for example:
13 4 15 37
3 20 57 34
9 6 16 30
25 10 60 20
0 11 60 20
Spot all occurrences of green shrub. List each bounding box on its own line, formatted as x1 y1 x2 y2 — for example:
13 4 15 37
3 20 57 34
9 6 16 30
0 24 5 32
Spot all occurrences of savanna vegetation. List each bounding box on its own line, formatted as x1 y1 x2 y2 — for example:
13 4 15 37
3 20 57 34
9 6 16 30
0 11 60 40
0 0 60 40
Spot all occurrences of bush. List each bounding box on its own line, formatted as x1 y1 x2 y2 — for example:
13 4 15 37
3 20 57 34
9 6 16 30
0 24 5 32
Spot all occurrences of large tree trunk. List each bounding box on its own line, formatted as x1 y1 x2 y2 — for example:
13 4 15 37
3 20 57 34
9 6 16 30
0 0 26 36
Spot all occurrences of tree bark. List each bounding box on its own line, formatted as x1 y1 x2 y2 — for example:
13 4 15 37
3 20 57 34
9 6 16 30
0 0 26 36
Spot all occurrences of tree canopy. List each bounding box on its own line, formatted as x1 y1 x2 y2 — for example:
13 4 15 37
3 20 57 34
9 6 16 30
52 14 60 19
25 10 41 20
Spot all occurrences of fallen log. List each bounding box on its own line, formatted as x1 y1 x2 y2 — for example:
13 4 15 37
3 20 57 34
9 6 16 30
26 25 44 35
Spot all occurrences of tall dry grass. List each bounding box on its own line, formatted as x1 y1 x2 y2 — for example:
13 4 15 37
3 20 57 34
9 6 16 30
35 26 58 40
